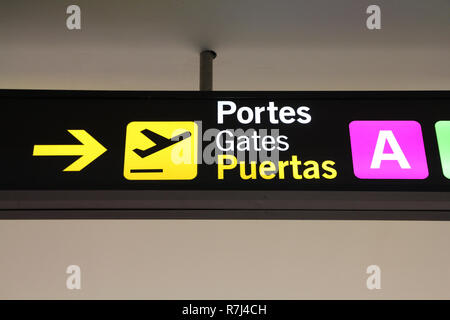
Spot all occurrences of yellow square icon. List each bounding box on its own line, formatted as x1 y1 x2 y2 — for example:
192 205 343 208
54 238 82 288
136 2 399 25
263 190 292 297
123 121 198 180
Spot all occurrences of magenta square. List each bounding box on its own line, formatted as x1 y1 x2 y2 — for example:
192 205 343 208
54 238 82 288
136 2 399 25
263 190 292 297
349 121 428 179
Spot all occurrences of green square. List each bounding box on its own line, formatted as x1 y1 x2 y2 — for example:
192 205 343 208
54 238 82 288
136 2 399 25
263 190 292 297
435 121 450 179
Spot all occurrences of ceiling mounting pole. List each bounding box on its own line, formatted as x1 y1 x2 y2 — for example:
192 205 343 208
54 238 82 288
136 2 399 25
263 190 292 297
200 50 217 91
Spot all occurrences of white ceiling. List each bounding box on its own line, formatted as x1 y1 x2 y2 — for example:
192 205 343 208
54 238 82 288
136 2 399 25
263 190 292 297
0 0 449 90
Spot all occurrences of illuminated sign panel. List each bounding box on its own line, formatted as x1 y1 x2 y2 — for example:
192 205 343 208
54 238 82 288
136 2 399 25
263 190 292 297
435 121 450 179
349 121 429 179
123 121 198 180
0 90 449 192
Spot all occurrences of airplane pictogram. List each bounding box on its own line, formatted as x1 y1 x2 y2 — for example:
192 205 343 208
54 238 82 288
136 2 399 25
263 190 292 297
123 121 198 180
133 129 191 158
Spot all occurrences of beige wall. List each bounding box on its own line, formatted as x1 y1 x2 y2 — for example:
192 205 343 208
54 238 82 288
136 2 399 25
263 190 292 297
0 0 449 299
1 220 450 299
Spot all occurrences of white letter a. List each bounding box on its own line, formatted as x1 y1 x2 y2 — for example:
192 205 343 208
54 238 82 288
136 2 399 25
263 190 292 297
66 5 81 30
366 265 381 290
366 5 381 30
66 265 81 290
370 130 410 169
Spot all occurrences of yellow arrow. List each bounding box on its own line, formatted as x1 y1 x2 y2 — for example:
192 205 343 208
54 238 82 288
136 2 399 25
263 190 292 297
33 130 107 171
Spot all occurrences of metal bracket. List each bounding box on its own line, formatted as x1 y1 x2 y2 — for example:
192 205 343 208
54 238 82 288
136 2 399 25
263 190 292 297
200 50 217 91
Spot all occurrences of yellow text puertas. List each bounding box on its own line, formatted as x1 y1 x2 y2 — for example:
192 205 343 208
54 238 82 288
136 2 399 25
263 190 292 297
123 121 198 180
